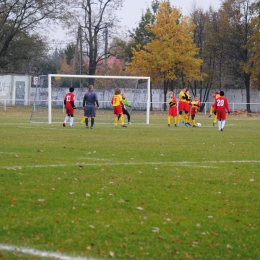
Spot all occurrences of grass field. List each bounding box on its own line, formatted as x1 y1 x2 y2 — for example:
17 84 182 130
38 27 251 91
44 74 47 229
0 108 260 260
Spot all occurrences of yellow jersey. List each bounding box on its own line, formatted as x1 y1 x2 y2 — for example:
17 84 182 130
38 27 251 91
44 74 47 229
179 91 187 102
111 94 123 107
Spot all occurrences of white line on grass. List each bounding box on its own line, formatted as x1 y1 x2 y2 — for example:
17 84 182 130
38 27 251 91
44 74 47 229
77 157 112 161
2 164 218 169
0 244 98 260
2 162 218 169
2 160 260 170
0 151 18 154
17 126 34 129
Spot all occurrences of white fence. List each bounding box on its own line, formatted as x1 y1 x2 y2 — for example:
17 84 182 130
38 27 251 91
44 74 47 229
1 98 260 113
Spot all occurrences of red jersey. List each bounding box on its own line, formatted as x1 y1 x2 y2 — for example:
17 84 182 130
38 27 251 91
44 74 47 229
64 92 75 109
213 96 230 120
214 96 230 112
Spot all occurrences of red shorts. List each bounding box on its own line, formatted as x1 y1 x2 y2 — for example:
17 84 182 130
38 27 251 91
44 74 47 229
185 103 191 113
178 101 187 112
217 110 226 120
66 107 74 115
168 106 177 117
191 107 197 116
113 106 123 115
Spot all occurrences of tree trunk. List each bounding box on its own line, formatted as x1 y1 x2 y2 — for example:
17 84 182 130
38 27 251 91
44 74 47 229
163 80 168 111
245 73 251 112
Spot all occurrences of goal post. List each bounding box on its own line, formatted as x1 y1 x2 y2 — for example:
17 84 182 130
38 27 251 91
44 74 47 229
46 74 151 124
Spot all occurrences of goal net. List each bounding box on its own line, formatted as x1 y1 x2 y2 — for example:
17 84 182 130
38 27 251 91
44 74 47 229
30 74 151 125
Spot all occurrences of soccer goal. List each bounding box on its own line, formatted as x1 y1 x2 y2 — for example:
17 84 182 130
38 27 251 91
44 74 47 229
30 74 151 124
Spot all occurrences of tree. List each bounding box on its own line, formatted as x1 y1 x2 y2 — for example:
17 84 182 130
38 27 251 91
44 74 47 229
72 0 124 85
190 7 222 109
0 0 71 72
0 31 46 73
215 0 257 111
246 15 260 88
127 1 204 110
243 1 260 89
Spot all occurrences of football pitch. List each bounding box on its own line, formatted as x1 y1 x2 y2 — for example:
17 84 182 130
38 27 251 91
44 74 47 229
1 109 260 260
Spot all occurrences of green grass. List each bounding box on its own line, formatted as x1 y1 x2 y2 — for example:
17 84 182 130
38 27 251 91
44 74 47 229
0 109 260 259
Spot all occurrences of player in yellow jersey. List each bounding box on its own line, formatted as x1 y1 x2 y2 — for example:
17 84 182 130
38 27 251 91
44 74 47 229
190 96 201 127
209 91 220 126
183 89 192 126
167 91 177 127
111 88 127 127
177 87 187 126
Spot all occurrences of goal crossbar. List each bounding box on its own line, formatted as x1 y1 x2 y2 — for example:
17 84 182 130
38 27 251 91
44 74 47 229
48 74 151 124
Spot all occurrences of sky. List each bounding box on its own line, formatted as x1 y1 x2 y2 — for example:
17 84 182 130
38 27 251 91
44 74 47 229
49 0 222 43
117 0 222 30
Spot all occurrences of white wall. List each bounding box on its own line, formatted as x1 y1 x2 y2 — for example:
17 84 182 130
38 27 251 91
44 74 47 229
32 87 260 112
0 74 32 105
1 76 259 112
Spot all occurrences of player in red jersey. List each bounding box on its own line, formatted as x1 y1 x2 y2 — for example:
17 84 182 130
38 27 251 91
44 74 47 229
213 90 230 131
63 87 76 127
167 91 177 127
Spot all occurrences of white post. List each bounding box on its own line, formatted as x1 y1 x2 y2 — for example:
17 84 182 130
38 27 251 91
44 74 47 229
48 75 52 124
146 78 150 124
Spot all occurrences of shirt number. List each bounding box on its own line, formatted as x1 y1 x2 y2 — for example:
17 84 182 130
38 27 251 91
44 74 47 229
217 99 224 107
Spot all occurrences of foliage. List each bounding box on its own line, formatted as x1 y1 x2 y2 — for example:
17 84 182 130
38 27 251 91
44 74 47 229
64 44 76 66
127 1 204 85
32 48 63 76
245 12 260 89
0 30 46 72
0 0 71 73
190 8 220 107
58 57 74 75
210 0 256 111
190 0 260 112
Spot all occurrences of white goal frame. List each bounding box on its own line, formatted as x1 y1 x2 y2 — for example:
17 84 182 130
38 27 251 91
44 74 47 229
48 74 151 124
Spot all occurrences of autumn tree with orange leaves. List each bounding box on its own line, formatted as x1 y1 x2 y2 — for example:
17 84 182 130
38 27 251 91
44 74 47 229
126 1 205 110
